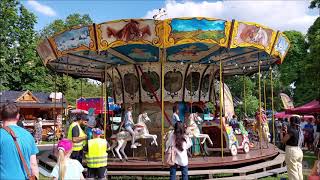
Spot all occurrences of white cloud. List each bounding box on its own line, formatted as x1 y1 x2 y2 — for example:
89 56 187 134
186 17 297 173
27 0 57 17
145 0 318 33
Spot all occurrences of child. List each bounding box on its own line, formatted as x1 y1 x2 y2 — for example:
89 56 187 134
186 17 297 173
51 139 85 180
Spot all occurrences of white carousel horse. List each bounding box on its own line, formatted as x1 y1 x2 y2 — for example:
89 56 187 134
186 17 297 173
109 112 158 161
187 113 213 145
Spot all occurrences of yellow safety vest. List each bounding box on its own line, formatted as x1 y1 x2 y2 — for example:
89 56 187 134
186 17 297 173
67 122 86 151
85 138 108 168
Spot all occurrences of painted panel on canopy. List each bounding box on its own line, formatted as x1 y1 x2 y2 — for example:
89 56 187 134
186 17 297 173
112 44 159 63
167 18 231 48
36 39 56 65
137 63 161 103
223 51 270 68
230 21 277 54
166 43 217 63
97 19 157 50
164 63 188 102
184 64 207 102
117 65 139 103
199 47 255 64
272 33 290 63
74 50 128 65
107 67 123 104
49 25 96 57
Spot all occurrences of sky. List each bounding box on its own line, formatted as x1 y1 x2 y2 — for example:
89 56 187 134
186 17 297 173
22 0 318 34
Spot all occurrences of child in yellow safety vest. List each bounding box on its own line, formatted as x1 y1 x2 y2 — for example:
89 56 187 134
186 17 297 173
84 128 108 179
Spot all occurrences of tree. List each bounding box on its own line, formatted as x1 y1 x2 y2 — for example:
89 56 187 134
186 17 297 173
39 13 101 105
39 13 93 39
309 0 320 9
0 0 51 91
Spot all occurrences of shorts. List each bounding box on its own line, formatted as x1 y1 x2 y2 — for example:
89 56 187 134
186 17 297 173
87 167 107 179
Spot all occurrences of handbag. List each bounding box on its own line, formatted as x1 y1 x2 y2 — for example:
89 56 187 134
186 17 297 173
3 127 37 180
164 137 176 166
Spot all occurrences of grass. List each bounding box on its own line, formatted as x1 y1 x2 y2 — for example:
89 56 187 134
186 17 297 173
39 174 49 180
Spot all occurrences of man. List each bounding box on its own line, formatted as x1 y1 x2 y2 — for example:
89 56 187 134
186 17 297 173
298 117 307 148
67 114 87 163
313 116 320 148
0 103 39 179
304 118 314 150
84 128 108 180
229 115 239 130
172 106 181 126
123 106 136 148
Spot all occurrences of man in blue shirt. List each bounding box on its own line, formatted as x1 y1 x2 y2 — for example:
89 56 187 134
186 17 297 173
172 106 181 126
0 103 39 179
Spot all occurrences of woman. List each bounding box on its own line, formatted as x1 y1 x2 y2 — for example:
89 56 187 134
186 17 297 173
309 151 320 179
281 116 303 180
51 139 85 180
166 121 192 180
34 118 43 144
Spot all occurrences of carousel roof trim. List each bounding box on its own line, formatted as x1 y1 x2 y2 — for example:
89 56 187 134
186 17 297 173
36 17 289 104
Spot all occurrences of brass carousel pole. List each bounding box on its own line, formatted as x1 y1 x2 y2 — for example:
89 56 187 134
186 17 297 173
219 55 224 158
258 59 263 151
243 75 247 115
270 67 276 145
264 79 267 111
161 21 165 164
104 66 107 138
53 71 57 152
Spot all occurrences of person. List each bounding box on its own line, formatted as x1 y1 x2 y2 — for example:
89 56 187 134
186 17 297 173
229 115 239 130
166 121 192 180
124 106 136 148
299 117 307 148
304 118 315 150
281 116 303 180
86 108 96 140
17 115 25 128
172 105 181 126
309 151 320 179
34 117 43 145
84 128 108 179
51 139 85 180
0 103 39 179
67 114 87 163
314 116 320 149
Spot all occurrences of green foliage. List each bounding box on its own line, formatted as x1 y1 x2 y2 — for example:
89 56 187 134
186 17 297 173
39 13 93 39
309 0 320 9
0 0 52 92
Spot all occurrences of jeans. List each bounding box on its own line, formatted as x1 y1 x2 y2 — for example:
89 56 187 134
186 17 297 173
170 164 188 180
70 150 83 164
125 124 135 145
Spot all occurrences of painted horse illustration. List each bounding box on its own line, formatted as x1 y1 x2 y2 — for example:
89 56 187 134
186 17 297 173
252 27 268 46
107 20 151 42
109 112 158 161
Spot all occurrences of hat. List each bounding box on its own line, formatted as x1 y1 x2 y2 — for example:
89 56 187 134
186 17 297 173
92 128 102 135
57 139 72 152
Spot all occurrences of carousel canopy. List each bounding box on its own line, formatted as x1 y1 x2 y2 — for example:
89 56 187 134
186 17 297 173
37 17 290 104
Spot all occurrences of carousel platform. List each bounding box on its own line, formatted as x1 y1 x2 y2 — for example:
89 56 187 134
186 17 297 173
38 144 286 179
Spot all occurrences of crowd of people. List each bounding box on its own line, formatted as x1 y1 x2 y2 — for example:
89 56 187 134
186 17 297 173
1 101 320 180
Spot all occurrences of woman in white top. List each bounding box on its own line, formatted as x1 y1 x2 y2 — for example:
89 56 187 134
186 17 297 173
166 121 192 180
51 139 85 180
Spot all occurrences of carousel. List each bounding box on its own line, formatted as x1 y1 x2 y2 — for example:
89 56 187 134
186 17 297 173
37 14 290 178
